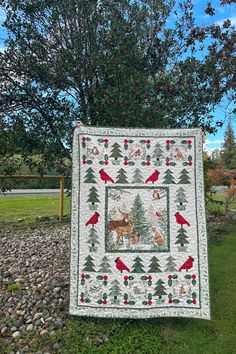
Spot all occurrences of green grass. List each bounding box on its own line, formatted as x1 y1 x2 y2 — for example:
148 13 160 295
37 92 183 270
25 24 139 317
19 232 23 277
1 222 233 354
7 283 23 293
1 196 236 353
0 195 71 227
50 222 236 354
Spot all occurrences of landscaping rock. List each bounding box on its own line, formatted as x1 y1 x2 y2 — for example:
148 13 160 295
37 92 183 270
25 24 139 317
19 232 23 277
0 225 70 350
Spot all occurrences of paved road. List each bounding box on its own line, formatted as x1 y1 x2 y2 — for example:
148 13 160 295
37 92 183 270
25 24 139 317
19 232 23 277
0 189 62 197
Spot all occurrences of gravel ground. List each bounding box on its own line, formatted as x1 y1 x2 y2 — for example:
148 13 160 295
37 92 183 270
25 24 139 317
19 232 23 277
0 225 70 353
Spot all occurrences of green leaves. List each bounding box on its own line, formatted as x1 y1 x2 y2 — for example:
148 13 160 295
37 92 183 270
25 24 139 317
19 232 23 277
0 0 235 179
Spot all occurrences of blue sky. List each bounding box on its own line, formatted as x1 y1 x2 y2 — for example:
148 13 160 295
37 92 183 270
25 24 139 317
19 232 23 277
0 1 235 153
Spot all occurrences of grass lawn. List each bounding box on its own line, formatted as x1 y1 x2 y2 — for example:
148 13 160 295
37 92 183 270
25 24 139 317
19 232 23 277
1 196 236 353
0 195 71 227
18 221 235 354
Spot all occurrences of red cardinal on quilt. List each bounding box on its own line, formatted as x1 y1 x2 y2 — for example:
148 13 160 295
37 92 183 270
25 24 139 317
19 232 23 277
85 212 100 226
145 170 160 184
179 256 194 272
175 212 190 227
99 169 114 183
115 257 130 273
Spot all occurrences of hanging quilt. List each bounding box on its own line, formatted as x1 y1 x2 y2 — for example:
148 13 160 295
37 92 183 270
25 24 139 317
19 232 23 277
69 126 210 319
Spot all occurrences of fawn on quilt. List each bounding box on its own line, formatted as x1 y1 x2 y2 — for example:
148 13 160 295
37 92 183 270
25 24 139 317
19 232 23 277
69 126 210 319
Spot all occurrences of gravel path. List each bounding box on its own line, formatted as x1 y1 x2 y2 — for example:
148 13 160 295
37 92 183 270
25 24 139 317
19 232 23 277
0 225 70 353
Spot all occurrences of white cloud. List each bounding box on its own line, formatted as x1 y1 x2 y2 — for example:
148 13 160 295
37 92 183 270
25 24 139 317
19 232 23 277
205 138 224 145
215 15 236 27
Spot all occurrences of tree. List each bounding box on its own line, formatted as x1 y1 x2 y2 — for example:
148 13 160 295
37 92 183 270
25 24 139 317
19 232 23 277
132 168 144 184
178 169 191 184
175 187 188 210
98 256 112 273
165 256 177 272
87 228 100 252
108 280 122 304
110 143 122 161
87 186 100 205
163 169 175 184
116 168 129 184
148 256 161 273
175 227 189 248
152 143 164 165
222 123 236 170
83 255 96 272
131 194 151 242
132 256 145 273
153 279 167 298
84 168 96 183
0 0 235 180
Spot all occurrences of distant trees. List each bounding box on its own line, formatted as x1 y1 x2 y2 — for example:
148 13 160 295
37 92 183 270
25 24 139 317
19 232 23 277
222 123 236 170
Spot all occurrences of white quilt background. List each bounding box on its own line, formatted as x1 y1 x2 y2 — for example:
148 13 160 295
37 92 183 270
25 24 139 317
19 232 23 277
69 126 210 319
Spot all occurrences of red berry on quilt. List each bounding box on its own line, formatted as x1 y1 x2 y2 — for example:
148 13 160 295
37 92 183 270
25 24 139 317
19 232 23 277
124 275 129 281
124 161 128 165
192 299 197 304
168 299 173 304
188 161 192 166
82 137 86 142
104 160 108 165
82 160 87 164
124 139 129 144
146 139 151 145
148 300 152 305
146 161 151 166
81 274 86 279
124 300 128 305
192 274 196 279
168 275 172 280
104 139 108 143
166 162 170 166
187 140 192 144
166 140 171 144
103 275 108 280
80 298 85 303
103 300 107 304
147 275 152 280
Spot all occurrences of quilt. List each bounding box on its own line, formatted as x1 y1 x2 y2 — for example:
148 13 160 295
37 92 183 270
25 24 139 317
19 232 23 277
69 126 210 319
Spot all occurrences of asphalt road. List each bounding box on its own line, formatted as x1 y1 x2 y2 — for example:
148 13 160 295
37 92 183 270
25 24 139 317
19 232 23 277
0 189 61 197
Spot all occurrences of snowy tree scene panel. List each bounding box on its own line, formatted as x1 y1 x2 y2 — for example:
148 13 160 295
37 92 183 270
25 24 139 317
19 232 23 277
105 186 170 252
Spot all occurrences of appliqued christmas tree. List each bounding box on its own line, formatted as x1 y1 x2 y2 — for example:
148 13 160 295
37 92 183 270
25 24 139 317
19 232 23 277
153 279 167 298
116 168 129 183
87 228 100 252
178 169 191 184
131 194 151 243
108 280 122 304
132 168 144 184
175 227 189 251
84 167 96 183
175 187 188 210
110 142 123 163
165 256 177 272
132 256 145 273
87 186 100 208
163 169 175 184
83 255 96 272
99 256 112 273
152 142 164 166
148 256 161 273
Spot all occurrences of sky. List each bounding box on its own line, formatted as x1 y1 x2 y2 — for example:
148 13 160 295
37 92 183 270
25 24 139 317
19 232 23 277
0 1 235 154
